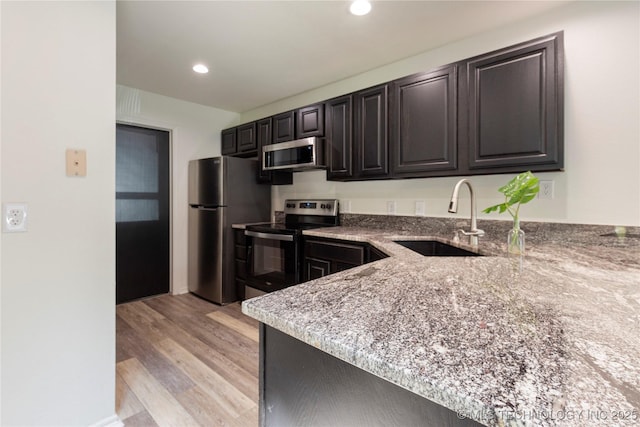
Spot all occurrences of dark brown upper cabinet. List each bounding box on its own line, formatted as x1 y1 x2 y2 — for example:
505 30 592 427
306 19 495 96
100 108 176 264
237 122 257 153
390 65 458 178
354 84 389 178
256 117 292 185
273 111 296 143
462 31 563 173
274 104 325 143
221 127 237 155
222 32 563 182
325 95 353 180
296 103 324 138
256 117 272 182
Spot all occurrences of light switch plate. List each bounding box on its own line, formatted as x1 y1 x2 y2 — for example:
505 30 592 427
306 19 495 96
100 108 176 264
66 149 87 177
415 200 426 216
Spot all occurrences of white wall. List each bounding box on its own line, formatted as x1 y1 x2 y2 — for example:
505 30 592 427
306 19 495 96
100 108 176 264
116 85 239 295
1 2 118 426
242 1 640 227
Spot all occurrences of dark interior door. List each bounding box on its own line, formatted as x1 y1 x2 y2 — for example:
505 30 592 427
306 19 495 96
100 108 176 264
116 124 170 304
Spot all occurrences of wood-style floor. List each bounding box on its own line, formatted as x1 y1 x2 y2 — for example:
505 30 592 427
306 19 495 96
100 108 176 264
116 293 259 426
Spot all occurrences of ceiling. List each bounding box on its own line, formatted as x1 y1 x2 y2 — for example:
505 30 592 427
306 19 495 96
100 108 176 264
116 0 570 113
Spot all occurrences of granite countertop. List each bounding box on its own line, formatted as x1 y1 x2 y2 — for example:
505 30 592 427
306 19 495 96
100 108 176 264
231 222 272 230
242 223 640 426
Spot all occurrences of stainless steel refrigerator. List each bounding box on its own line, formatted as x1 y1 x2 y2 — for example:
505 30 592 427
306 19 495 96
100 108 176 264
188 156 271 304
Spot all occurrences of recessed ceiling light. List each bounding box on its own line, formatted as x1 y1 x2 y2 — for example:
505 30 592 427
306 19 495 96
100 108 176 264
350 0 371 16
192 64 209 74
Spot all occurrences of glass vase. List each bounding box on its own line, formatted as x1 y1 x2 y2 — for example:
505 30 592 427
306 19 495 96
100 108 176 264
507 220 525 272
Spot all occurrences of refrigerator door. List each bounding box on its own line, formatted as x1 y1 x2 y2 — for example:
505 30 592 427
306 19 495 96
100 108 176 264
188 206 231 303
188 157 224 206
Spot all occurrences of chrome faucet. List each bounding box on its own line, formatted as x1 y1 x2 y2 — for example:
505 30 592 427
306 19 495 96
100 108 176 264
448 179 485 246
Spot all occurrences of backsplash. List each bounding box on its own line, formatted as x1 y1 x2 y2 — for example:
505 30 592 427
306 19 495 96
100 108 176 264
272 210 639 248
338 214 640 248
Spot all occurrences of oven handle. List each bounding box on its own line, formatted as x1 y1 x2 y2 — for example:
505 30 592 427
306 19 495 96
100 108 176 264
245 230 294 242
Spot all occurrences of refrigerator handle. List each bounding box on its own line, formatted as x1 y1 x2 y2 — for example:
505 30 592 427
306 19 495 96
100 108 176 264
193 206 219 211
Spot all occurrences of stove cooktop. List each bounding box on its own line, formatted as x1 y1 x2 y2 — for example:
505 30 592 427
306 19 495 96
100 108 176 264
245 222 329 235
246 199 340 235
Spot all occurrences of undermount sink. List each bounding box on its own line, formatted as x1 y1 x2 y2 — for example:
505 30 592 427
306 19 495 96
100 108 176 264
393 240 482 257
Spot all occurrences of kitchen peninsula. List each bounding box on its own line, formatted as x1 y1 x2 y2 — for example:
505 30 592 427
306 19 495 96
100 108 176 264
242 217 640 426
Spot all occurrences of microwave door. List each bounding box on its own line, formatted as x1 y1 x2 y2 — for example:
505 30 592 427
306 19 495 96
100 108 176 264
263 137 322 171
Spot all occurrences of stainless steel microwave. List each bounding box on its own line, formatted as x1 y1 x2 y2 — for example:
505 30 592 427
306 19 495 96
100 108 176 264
263 137 325 171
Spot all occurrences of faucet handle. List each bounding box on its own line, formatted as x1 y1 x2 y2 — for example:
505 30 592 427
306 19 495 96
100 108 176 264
458 229 484 237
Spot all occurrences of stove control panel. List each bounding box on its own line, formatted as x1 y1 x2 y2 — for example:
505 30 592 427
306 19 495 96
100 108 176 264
283 199 339 217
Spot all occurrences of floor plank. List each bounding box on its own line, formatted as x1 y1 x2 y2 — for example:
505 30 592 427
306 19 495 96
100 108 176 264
154 337 256 417
117 357 199 427
153 318 259 402
207 310 259 342
145 296 259 376
115 293 259 427
115 371 144 420
121 409 159 427
116 322 195 394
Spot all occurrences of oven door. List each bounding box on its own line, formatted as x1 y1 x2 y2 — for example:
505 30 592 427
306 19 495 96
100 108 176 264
245 230 300 293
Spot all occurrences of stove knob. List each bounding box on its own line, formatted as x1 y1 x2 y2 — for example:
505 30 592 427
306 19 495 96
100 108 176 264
325 203 332 210
320 204 326 209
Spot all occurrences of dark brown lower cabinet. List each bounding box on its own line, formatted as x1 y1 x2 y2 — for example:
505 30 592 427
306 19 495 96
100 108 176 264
303 237 387 281
233 229 248 300
260 325 482 426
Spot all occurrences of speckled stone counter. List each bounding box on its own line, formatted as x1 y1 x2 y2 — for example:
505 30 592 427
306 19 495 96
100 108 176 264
242 219 640 426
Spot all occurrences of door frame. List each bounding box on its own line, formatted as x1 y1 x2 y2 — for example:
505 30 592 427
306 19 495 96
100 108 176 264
116 118 174 295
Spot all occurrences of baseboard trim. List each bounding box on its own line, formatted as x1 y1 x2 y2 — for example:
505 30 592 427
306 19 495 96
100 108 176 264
90 414 124 427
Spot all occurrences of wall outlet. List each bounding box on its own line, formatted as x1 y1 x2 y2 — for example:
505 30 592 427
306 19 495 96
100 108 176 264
539 180 554 199
342 199 352 213
387 201 396 215
415 200 426 216
3 203 28 232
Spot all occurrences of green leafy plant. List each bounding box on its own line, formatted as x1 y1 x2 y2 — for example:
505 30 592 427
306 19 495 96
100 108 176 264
482 171 540 225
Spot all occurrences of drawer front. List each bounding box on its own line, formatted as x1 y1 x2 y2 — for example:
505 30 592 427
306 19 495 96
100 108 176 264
235 244 247 261
306 240 365 265
234 229 247 245
235 259 247 280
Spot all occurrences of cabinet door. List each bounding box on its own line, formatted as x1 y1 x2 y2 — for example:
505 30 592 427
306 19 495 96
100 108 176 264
296 103 324 138
257 117 293 185
464 32 563 172
390 65 458 177
237 122 257 153
354 84 389 178
234 229 248 300
273 111 296 143
256 118 272 183
304 238 365 281
221 128 237 155
325 95 353 180
304 257 332 281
